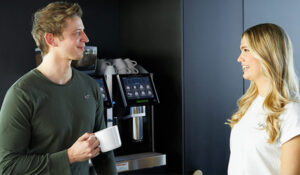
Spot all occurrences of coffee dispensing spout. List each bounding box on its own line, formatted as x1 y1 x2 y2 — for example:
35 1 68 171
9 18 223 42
130 106 146 141
120 106 145 141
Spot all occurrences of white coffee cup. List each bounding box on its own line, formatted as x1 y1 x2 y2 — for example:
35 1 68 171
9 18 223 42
129 67 139 74
124 58 139 74
124 58 137 68
116 67 131 74
96 59 111 75
112 58 127 70
136 65 149 73
104 65 116 75
94 125 122 152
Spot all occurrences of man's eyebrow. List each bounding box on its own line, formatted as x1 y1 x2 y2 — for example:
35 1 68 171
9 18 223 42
72 28 83 32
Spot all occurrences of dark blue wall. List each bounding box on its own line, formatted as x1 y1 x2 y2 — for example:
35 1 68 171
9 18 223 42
183 0 243 174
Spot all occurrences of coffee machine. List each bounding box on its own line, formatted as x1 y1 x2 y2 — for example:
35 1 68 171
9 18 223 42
103 72 166 173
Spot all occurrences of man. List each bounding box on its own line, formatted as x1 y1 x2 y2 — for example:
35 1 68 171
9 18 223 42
0 2 117 174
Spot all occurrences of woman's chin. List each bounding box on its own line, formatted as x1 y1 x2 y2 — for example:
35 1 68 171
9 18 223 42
243 74 250 80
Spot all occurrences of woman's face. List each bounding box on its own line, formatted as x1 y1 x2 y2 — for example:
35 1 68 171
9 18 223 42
237 36 265 82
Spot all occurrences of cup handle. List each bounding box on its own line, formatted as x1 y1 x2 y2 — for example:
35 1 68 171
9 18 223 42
132 68 139 74
130 60 137 66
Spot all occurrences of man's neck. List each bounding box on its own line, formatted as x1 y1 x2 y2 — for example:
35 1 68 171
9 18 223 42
37 53 73 85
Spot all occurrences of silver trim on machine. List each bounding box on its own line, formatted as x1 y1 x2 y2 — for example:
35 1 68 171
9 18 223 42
116 152 166 173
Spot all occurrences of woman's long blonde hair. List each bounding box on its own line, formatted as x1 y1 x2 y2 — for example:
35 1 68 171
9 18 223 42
228 23 299 143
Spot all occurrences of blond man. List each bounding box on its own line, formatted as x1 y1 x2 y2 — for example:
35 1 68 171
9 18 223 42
0 2 117 174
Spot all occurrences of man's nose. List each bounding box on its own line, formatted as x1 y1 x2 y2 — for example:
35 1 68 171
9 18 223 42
81 32 89 43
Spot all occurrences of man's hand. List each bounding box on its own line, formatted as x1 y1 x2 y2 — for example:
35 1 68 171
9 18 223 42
67 133 101 164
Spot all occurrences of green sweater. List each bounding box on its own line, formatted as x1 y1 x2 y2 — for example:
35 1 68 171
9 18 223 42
0 68 117 175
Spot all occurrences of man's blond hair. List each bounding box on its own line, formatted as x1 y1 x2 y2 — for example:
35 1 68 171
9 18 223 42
31 2 82 55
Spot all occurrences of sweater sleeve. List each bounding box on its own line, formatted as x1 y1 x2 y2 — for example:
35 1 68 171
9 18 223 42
0 86 71 175
91 86 117 175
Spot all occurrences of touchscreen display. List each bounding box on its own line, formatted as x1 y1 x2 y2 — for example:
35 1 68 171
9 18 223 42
95 78 109 102
122 76 155 100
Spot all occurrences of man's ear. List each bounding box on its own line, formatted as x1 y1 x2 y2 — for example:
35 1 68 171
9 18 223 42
44 33 58 47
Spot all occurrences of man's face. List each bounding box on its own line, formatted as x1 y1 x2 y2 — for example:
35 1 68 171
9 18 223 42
55 16 89 60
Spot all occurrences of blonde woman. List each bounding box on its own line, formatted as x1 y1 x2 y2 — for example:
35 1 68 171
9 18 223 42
228 23 300 175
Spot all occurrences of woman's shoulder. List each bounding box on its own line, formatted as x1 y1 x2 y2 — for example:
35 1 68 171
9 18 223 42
281 99 300 120
279 98 300 144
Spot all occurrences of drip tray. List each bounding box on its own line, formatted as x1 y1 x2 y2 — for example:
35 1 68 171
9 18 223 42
116 152 166 173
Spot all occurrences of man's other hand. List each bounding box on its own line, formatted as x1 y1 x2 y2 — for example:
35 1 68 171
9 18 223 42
67 133 101 164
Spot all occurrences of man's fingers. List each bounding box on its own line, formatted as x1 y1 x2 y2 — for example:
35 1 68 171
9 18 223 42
92 138 100 149
78 132 92 141
91 147 101 158
87 135 98 146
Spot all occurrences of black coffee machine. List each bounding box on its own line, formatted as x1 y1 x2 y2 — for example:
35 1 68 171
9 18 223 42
102 73 166 173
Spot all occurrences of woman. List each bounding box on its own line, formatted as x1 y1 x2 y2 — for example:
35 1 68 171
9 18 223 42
227 23 300 175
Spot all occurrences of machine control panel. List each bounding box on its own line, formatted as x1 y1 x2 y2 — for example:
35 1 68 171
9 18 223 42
93 75 112 108
117 74 159 107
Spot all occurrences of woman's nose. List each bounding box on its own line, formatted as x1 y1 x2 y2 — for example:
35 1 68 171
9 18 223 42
237 54 243 63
